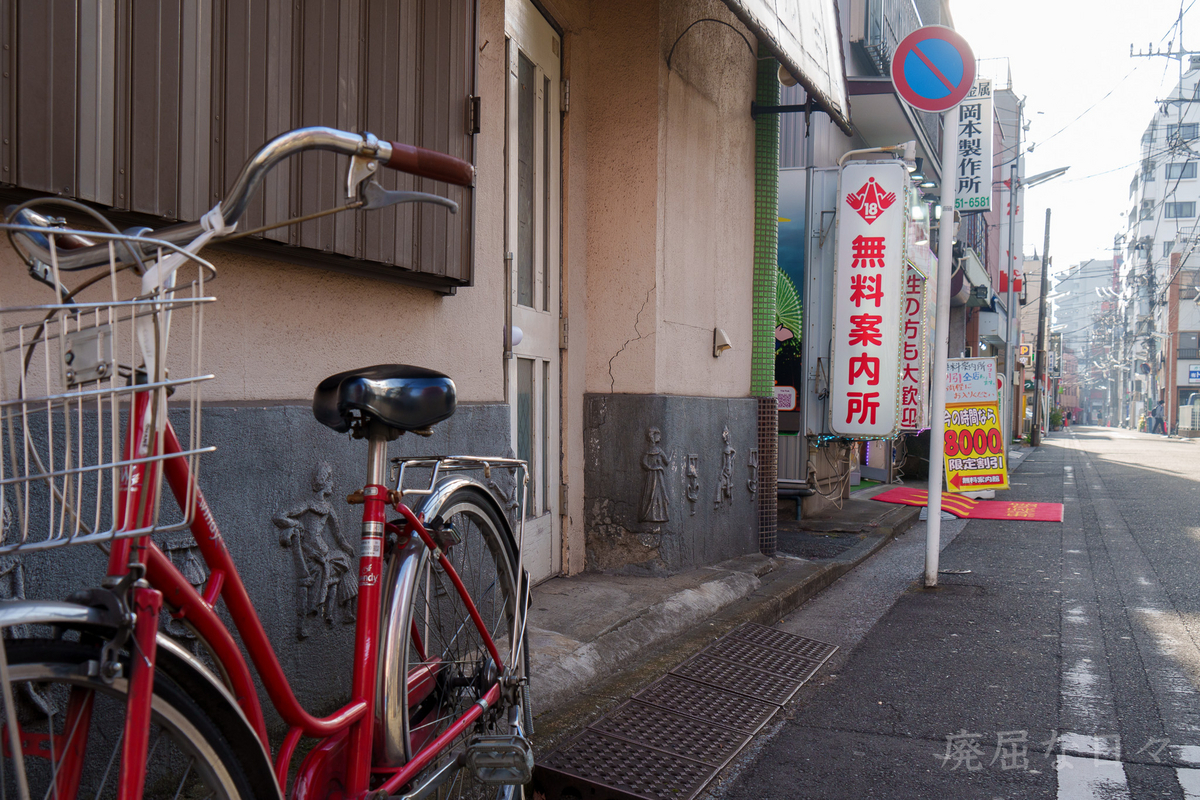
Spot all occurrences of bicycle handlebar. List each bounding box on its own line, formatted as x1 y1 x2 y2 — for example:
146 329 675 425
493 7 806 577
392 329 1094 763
384 140 475 187
7 126 475 272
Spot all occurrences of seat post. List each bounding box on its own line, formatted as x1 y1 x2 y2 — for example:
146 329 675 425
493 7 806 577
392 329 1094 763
365 421 393 489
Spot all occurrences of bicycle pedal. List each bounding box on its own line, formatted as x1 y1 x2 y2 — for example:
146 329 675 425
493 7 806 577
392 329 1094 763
464 735 533 785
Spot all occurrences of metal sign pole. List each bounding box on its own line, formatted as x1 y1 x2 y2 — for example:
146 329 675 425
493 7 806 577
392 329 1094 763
925 108 957 587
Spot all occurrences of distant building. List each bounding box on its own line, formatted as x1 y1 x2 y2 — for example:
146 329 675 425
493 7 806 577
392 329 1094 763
1123 54 1200 429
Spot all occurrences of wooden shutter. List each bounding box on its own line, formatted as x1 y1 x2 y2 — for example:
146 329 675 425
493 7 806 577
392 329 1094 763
0 0 477 290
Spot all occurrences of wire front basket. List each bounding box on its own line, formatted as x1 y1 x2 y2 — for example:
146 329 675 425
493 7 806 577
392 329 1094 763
0 223 215 554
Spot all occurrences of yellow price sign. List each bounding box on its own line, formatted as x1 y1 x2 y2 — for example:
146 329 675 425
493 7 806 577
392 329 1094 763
942 401 1009 492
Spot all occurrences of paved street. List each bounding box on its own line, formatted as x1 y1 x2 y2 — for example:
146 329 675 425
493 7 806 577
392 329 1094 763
710 427 1200 800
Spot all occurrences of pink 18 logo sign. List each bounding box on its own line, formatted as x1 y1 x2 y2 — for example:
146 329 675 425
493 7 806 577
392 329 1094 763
844 177 897 225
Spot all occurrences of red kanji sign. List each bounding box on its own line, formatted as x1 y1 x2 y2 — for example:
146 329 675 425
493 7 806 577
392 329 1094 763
830 160 910 438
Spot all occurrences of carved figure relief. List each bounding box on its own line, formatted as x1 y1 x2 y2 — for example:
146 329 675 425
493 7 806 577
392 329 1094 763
162 534 206 641
747 448 759 495
639 428 670 523
274 462 358 639
714 427 736 511
685 455 700 516
0 504 27 639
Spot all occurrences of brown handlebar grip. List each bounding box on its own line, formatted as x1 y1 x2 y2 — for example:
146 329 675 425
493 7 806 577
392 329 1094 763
385 142 475 187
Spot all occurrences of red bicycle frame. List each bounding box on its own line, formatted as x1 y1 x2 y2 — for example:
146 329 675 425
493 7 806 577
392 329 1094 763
99 386 508 800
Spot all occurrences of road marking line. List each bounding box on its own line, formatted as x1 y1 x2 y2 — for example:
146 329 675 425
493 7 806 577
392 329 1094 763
1178 768 1200 799
1057 445 1130 800
1057 754 1130 799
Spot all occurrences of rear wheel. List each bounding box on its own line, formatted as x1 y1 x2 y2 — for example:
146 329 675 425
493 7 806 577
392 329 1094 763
400 486 525 800
1 638 256 800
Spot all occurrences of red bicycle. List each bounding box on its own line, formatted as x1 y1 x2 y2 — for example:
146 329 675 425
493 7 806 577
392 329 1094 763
0 127 532 800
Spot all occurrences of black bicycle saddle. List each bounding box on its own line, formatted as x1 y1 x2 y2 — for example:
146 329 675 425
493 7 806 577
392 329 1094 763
313 364 456 433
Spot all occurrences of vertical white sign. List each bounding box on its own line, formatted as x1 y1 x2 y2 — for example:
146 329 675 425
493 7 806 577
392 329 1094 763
899 264 931 430
829 160 910 438
954 78 993 212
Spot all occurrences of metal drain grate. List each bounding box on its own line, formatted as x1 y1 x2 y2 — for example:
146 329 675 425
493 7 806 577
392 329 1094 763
671 652 816 705
635 674 778 735
702 637 825 678
538 729 713 800
590 701 751 767
728 622 839 662
533 626 837 800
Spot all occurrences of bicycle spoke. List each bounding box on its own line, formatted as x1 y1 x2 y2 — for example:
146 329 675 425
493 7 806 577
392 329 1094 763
44 709 56 800
41 687 94 800
169 758 194 800
91 728 122 800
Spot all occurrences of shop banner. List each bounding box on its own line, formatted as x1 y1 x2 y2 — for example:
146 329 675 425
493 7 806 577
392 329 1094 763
899 264 930 431
829 160 910 438
943 357 1009 492
954 78 993 212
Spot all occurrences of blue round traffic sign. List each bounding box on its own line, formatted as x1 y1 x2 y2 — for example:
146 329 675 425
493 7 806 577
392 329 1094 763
891 26 976 113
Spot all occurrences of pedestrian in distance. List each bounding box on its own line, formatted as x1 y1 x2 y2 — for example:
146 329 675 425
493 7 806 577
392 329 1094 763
1152 399 1165 435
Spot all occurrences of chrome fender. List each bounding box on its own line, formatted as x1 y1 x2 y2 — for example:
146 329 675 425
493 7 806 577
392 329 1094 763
410 475 499 527
0 598 121 631
374 534 425 768
374 476 525 768
0 598 282 800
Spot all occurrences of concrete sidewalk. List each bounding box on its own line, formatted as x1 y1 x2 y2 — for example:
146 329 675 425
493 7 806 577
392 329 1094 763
526 480 924 752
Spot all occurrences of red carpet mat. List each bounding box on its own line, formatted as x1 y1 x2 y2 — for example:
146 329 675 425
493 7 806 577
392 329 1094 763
871 487 1063 522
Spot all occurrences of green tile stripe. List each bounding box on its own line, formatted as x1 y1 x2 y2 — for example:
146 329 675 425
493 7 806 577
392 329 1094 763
752 58 779 398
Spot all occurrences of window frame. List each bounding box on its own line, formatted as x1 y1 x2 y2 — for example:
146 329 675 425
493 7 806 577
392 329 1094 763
1166 162 1197 180
1165 201 1197 219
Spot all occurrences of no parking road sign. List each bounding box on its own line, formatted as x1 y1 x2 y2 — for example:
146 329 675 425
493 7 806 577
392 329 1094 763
891 26 976 113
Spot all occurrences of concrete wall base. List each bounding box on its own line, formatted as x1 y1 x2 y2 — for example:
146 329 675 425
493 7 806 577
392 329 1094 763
583 394 759 575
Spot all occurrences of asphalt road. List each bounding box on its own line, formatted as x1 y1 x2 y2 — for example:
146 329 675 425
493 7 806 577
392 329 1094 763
709 427 1200 800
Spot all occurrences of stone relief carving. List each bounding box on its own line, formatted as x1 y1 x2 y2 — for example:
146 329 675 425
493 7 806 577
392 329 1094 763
747 448 759 495
714 427 736 511
685 454 700 516
638 428 669 523
162 534 206 641
274 462 358 640
0 504 27 639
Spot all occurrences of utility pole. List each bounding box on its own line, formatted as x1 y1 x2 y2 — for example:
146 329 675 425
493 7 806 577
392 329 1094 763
1147 242 1158 407
1003 98 1024 450
1032 209 1051 446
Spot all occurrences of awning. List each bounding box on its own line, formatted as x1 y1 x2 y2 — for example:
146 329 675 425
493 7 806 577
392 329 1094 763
847 78 941 184
960 246 993 308
721 0 852 135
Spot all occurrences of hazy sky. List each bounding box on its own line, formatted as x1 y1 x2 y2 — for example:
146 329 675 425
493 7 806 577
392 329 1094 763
952 0 1195 272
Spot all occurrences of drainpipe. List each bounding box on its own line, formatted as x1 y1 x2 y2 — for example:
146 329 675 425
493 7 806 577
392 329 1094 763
753 58 780 556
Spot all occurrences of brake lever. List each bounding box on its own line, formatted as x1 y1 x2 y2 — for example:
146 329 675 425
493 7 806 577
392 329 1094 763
27 260 75 305
361 180 458 214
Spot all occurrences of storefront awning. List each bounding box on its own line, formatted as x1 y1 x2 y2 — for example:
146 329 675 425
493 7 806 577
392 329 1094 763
721 0 852 135
847 78 941 184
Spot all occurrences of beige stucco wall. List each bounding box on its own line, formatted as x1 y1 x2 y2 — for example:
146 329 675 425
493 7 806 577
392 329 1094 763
579 0 757 398
532 0 759 572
